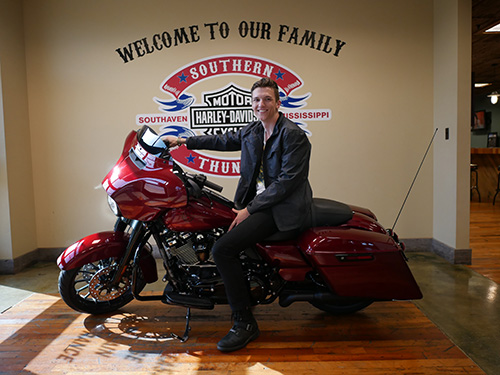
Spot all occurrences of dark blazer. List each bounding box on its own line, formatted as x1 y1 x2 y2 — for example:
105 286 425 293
186 113 313 231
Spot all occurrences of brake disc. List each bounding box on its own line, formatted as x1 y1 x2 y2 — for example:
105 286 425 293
88 266 131 301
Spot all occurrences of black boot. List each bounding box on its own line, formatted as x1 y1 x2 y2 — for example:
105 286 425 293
217 308 260 352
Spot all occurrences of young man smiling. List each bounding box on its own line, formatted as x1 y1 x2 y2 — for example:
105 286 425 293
164 77 313 352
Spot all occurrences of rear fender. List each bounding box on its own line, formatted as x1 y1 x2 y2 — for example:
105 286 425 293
57 231 158 283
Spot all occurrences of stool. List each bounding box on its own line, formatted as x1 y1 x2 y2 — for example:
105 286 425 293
470 164 481 202
493 166 500 205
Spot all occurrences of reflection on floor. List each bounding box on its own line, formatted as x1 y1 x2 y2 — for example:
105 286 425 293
409 252 499 375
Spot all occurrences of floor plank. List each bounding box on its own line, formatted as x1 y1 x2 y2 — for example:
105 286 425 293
469 202 500 283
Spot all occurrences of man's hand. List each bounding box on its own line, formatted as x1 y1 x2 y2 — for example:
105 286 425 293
161 135 185 148
229 207 250 231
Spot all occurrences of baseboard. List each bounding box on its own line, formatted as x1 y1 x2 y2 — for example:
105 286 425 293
402 238 433 252
403 238 471 265
1 238 473 274
0 248 64 274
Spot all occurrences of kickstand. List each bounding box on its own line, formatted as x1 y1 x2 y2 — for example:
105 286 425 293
170 307 191 342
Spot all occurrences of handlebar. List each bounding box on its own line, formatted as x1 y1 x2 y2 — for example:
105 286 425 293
186 173 224 193
203 179 224 193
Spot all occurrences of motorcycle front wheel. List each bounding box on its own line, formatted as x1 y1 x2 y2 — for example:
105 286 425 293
58 257 145 315
310 299 373 315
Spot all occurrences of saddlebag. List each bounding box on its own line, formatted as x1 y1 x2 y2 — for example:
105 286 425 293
298 227 422 300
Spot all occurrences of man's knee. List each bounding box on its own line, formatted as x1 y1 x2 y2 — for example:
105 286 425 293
211 240 231 262
211 235 242 263
211 242 222 261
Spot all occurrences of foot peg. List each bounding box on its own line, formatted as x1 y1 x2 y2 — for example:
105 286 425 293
163 290 214 310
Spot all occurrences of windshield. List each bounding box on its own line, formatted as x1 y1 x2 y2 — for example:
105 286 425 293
137 126 167 156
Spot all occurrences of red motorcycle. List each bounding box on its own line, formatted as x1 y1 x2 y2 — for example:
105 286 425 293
57 125 422 341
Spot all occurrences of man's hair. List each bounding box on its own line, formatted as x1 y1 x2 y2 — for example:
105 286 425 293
251 77 280 102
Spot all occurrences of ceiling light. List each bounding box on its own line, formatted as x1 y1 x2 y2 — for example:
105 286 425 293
485 22 500 33
488 91 500 104
475 83 492 88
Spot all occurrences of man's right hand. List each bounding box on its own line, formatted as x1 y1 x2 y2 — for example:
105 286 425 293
162 135 185 148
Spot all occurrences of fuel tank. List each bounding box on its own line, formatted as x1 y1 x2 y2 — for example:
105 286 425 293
163 194 235 231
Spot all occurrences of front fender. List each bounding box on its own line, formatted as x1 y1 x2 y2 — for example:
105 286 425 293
57 231 130 270
57 231 158 283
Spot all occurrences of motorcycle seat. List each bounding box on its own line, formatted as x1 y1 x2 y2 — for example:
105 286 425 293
263 198 354 242
311 198 354 227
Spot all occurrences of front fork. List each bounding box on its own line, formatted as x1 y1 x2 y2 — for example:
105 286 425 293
114 216 130 232
110 219 148 285
112 217 178 290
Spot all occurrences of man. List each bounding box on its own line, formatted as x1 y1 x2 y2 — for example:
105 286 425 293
163 77 313 352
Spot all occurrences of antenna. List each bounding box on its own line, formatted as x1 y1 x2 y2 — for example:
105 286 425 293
391 128 438 232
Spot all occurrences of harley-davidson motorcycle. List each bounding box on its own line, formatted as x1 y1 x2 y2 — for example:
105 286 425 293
57 125 422 341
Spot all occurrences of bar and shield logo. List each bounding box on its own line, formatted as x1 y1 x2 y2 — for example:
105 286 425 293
190 84 255 135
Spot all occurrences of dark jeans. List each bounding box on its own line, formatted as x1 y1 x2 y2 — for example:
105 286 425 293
212 209 278 312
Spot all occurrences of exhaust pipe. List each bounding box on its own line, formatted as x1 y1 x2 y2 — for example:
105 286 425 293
279 292 338 307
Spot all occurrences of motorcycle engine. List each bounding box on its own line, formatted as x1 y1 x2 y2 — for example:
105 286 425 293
165 230 220 265
163 229 282 304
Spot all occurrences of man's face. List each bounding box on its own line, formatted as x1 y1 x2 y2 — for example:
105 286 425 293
252 87 280 123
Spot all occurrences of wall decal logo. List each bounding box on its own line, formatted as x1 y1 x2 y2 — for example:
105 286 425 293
136 54 331 177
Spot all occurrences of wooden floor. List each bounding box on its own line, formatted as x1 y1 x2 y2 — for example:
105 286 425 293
2 203 499 374
469 202 500 284
0 294 483 374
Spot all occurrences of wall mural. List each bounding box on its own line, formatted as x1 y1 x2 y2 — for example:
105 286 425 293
117 21 346 177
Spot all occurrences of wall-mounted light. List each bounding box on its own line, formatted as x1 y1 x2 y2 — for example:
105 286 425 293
488 91 500 104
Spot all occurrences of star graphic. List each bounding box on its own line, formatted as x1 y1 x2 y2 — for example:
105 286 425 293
178 72 188 83
186 153 196 164
274 69 285 80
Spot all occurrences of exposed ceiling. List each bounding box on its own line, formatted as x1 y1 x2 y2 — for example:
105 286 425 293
473 0 500 98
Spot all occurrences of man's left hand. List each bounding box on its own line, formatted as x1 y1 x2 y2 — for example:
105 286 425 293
229 207 250 231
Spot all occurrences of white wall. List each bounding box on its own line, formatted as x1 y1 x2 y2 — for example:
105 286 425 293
0 0 472 265
433 0 471 260
0 0 37 263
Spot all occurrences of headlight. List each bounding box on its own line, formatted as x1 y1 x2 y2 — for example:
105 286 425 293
107 195 121 216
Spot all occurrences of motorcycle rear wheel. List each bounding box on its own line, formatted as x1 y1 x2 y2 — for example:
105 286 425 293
310 299 373 315
58 257 145 315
